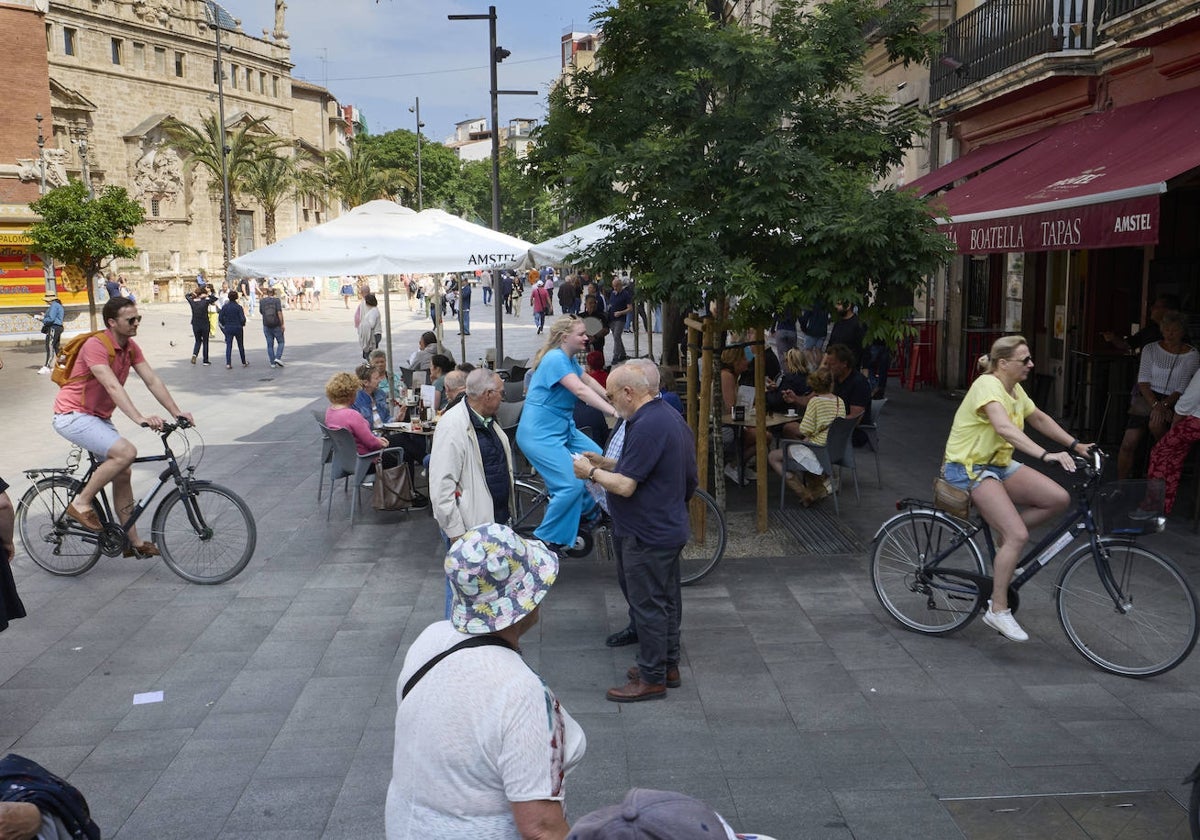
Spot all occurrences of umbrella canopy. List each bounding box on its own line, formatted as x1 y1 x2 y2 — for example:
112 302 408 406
228 200 533 278
526 215 624 267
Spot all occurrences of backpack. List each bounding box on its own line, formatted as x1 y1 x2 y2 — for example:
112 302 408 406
50 331 115 387
261 298 282 327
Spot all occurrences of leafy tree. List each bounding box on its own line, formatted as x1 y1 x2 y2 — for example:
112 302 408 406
357 129 462 210
324 138 415 211
28 181 144 330
164 113 287 268
527 0 955 360
240 153 296 244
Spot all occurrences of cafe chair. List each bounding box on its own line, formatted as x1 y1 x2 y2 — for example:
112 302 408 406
312 411 333 502
859 397 887 488
503 379 527 402
322 424 407 522
778 414 861 515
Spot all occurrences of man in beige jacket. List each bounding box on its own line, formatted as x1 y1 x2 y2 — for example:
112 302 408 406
429 369 515 615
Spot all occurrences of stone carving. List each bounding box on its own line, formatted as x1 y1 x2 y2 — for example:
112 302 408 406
132 0 171 25
15 149 69 188
133 144 184 209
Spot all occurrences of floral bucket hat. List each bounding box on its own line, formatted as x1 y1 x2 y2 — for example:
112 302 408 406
445 523 559 634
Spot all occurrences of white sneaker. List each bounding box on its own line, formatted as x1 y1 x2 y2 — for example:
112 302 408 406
37 366 50 375
723 464 744 485
981 600 1029 642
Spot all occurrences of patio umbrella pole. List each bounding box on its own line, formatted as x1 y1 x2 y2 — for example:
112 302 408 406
382 274 395 397
493 265 504 364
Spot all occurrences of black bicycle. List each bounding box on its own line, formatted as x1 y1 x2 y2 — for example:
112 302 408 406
17 419 256 584
512 474 727 585
869 449 1199 678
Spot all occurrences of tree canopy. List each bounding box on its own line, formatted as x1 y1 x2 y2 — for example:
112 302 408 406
28 181 144 329
526 0 954 341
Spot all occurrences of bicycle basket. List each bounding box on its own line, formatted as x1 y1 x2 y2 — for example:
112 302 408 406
1094 479 1165 536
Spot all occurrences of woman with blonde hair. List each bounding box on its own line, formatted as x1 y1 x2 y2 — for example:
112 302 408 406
767 367 843 506
942 335 1091 643
516 316 619 553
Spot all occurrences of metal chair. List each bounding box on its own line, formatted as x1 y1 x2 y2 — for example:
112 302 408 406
322 424 407 522
778 414 861 515
503 379 526 402
312 410 333 502
858 398 887 488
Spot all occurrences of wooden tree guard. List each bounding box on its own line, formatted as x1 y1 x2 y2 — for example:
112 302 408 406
752 326 769 533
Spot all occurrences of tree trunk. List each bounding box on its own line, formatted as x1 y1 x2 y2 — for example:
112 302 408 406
661 302 686 366
264 209 277 245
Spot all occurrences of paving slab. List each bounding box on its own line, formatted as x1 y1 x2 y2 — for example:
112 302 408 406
2 302 1199 838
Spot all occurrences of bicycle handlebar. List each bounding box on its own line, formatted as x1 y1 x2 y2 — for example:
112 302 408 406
139 417 194 435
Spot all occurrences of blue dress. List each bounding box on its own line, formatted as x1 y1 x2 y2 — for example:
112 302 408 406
515 348 602 545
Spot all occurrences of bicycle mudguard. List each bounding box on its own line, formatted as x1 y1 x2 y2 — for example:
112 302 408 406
871 506 966 543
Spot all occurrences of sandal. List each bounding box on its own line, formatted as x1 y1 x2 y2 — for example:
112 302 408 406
66 504 102 532
123 541 160 558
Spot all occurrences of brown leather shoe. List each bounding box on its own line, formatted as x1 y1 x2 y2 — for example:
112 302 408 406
627 665 681 688
66 503 102 532
606 678 666 703
123 541 160 558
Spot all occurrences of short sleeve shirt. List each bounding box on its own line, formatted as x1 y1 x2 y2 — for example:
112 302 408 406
53 331 144 419
834 370 872 424
798 394 845 446
610 398 699 547
525 349 581 415
943 374 1036 475
385 622 585 840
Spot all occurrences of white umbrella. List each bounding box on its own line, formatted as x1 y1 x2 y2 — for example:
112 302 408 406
526 214 624 267
229 200 533 363
228 200 532 278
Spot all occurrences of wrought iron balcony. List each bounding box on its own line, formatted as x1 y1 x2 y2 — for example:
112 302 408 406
1105 0 1155 16
930 0 1104 101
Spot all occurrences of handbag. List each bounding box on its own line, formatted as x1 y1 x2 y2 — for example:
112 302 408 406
371 462 414 510
933 476 971 519
40 323 52 335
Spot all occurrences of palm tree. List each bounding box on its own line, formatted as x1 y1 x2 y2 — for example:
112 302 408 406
165 113 287 266
241 153 295 244
325 140 416 211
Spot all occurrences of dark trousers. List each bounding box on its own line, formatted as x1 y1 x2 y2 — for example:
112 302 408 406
224 329 246 365
43 324 63 367
615 536 683 685
191 323 210 362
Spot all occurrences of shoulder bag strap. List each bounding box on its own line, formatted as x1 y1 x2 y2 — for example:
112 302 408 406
401 635 515 700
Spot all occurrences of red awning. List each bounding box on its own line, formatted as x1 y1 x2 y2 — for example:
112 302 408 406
936 86 1200 254
902 129 1049 197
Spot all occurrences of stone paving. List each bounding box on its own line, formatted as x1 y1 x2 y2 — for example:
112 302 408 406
1 296 1198 839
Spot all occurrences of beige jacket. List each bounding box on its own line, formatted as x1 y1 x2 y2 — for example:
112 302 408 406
428 400 515 540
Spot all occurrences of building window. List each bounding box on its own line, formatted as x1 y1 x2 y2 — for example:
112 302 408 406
245 67 253 89
259 71 267 94
174 51 185 77
64 28 77 57
150 198 161 218
230 63 238 88
213 59 219 85
272 75 279 97
132 42 145 69
154 46 166 74
302 208 310 222
111 38 123 65
45 23 53 52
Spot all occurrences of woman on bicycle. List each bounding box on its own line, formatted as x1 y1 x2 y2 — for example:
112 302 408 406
942 335 1091 642
516 316 619 553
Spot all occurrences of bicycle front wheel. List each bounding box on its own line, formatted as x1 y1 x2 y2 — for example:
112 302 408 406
871 510 986 634
16 477 103 576
152 483 256 584
1056 540 1199 678
512 479 546 536
681 490 726 585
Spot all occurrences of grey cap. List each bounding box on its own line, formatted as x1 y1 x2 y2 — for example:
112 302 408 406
567 789 732 840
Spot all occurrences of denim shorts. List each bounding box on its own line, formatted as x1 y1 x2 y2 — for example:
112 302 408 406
942 461 1021 491
53 412 120 459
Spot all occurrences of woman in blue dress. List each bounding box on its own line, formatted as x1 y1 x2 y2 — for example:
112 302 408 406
517 316 619 551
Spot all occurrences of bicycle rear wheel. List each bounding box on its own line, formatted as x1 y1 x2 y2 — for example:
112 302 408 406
152 483 256 584
512 479 546 535
680 490 726 585
16 477 103 576
871 510 986 634
1056 540 1199 677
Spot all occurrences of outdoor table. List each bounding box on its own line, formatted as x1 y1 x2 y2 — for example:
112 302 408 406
726 412 792 484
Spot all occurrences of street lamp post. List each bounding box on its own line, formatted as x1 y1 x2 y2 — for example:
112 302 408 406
408 98 424 211
447 5 536 363
213 16 235 269
35 114 55 297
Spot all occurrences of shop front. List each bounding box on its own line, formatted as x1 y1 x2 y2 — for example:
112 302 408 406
0 220 88 340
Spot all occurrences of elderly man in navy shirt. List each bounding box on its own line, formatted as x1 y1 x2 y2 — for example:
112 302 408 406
574 362 698 702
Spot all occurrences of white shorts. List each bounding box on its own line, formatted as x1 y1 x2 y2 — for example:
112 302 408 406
53 412 121 459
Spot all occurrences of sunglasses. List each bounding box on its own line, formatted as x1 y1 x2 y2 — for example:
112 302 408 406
123 316 143 325
1008 356 1033 366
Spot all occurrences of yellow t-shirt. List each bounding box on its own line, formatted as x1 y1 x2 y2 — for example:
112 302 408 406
943 373 1035 476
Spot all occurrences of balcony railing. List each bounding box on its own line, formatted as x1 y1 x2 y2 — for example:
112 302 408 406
1106 0 1154 16
930 0 1104 101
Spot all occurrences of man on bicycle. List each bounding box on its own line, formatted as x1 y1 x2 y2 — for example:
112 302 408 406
52 296 194 558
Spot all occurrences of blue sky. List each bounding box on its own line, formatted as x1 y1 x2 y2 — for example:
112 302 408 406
216 0 604 141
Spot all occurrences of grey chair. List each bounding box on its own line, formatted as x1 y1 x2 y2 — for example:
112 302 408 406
322 424 407 522
312 410 333 502
503 379 527 402
859 397 887 488
778 414 860 515
501 355 528 372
